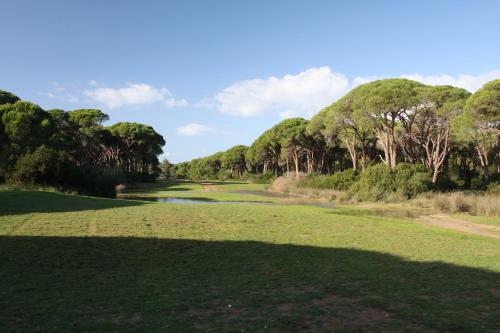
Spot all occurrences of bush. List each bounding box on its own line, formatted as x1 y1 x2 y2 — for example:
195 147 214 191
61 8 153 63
7 145 72 186
217 169 232 181
487 182 500 194
297 169 358 191
349 164 394 201
393 163 432 199
470 177 488 191
245 173 276 184
126 172 157 183
350 163 432 201
433 172 460 191
77 168 126 198
5 146 125 197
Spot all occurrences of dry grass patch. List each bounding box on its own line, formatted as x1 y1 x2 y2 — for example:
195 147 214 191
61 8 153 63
269 175 344 202
420 192 500 216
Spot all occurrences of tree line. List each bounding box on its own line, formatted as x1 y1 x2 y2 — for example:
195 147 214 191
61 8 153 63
0 90 165 196
170 78 499 190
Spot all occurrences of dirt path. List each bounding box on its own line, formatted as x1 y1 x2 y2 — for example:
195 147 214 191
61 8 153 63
418 214 500 239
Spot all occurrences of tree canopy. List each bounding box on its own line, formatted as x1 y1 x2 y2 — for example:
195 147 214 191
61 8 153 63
0 91 165 196
177 78 500 189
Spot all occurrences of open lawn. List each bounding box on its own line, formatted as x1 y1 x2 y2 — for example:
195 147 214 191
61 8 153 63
1 183 499 332
120 180 278 203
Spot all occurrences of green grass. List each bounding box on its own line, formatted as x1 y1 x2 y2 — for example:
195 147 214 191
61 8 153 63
452 214 500 227
120 180 276 202
1 184 499 332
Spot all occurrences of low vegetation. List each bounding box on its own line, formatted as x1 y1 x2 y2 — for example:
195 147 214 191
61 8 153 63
416 191 500 217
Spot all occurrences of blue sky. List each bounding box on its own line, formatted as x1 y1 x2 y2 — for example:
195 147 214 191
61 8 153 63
1 0 499 162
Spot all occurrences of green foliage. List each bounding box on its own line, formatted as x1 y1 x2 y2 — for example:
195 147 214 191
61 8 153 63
350 164 395 200
350 163 432 200
1 101 55 149
172 162 189 179
159 159 173 178
296 164 431 200
5 77 500 197
7 145 70 185
243 172 276 184
298 169 358 191
487 182 500 194
392 163 433 199
83 168 126 197
464 79 500 122
0 90 20 105
0 93 165 196
221 145 248 177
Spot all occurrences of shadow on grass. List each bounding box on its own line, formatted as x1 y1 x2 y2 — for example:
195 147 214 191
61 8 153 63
0 190 146 215
0 236 498 332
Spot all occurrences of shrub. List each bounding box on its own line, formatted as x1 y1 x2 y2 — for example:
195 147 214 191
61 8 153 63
126 172 157 183
297 169 358 191
7 145 72 186
245 173 276 184
79 168 126 198
487 182 500 194
349 164 394 201
470 177 488 191
217 169 232 181
433 172 460 191
393 163 433 199
349 163 432 201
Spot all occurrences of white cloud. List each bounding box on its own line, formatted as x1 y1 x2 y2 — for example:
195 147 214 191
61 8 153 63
41 82 79 103
214 66 349 118
352 70 500 93
42 92 56 98
88 80 102 86
176 123 215 136
400 70 500 92
84 83 188 109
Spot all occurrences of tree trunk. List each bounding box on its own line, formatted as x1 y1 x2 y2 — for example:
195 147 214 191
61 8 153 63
477 146 489 180
293 152 300 177
344 138 357 172
360 144 366 172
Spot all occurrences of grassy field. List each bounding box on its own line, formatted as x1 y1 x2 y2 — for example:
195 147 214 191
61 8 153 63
454 214 500 227
1 182 499 332
119 180 279 202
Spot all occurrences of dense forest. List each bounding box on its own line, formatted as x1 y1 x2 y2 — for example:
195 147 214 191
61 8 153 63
169 78 500 198
0 90 165 196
